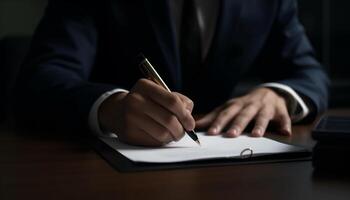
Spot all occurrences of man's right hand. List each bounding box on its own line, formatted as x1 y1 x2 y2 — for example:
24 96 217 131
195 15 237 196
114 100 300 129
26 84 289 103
98 79 195 146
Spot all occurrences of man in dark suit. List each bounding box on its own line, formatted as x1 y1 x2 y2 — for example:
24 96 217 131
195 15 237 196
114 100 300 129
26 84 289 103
16 0 329 146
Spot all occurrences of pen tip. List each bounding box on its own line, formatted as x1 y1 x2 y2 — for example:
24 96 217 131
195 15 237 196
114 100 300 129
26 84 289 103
196 140 201 146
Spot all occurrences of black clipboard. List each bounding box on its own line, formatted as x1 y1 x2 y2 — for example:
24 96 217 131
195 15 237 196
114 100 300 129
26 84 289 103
91 137 311 172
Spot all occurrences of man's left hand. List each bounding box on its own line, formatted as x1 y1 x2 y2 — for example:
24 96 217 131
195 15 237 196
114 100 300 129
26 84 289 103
196 88 292 137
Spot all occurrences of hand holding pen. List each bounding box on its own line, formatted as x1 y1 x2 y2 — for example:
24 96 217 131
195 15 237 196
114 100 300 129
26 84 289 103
138 54 201 145
98 56 197 147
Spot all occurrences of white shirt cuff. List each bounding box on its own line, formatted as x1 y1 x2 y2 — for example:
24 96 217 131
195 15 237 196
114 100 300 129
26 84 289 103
260 83 310 122
88 88 128 138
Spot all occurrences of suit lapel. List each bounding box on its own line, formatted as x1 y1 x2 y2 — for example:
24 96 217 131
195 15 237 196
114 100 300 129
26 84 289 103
143 0 181 89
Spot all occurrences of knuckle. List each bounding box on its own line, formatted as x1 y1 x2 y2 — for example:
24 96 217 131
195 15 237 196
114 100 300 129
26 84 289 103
164 115 178 126
275 98 287 110
181 94 193 104
174 93 194 110
238 113 251 120
259 111 273 120
137 78 149 86
257 109 268 116
280 104 289 113
187 99 194 108
167 95 180 109
264 92 273 99
265 89 275 98
218 109 230 118
234 116 250 126
134 79 144 90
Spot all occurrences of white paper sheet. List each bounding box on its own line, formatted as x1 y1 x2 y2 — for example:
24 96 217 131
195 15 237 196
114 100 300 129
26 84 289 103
100 133 305 163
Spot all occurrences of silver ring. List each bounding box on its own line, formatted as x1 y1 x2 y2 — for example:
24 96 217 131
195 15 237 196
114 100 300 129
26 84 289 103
240 148 253 159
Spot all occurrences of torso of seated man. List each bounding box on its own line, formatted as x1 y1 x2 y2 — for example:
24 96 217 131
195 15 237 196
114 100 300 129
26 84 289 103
17 0 329 146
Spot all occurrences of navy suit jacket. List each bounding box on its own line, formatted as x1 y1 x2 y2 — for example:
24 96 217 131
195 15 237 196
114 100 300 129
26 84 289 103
16 0 329 131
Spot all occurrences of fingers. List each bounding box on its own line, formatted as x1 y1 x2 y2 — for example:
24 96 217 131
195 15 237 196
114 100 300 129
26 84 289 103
276 103 292 135
119 79 192 146
202 88 293 138
120 80 293 147
140 96 185 141
124 112 175 145
279 114 292 135
208 103 242 135
226 104 260 137
120 128 164 147
139 115 175 144
251 97 291 137
251 108 274 137
133 79 195 131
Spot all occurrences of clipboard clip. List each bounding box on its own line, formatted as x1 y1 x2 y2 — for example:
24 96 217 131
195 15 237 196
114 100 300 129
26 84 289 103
240 148 253 159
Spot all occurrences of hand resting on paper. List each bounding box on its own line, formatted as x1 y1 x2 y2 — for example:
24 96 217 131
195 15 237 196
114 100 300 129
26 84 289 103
196 88 292 137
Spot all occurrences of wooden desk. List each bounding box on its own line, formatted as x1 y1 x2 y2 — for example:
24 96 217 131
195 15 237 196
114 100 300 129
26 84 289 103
1 110 350 200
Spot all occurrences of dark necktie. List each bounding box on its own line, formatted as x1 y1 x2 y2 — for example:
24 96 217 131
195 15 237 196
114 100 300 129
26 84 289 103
180 0 202 91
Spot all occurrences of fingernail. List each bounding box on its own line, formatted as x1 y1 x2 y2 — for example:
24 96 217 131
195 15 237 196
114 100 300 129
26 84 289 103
234 127 241 135
282 129 291 135
209 127 218 134
226 130 235 137
227 128 238 137
254 129 262 136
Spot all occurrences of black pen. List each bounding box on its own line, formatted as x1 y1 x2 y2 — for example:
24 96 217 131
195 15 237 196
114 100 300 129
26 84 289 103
138 54 201 146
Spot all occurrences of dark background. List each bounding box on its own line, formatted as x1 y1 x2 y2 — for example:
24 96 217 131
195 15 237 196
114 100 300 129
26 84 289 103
298 0 350 108
1 0 350 122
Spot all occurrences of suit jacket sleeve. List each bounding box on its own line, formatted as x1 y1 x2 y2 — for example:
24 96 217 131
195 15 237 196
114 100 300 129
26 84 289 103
255 0 330 118
15 0 117 131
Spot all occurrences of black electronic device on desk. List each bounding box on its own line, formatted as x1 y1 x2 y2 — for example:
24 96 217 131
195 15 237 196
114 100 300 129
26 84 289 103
312 116 350 171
